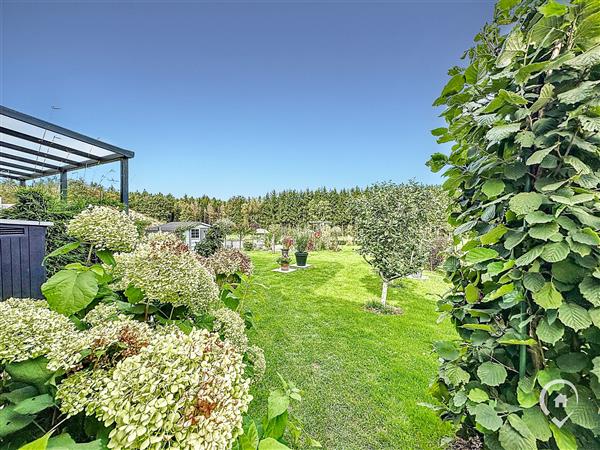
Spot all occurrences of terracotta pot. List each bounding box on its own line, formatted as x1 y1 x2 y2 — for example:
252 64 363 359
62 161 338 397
281 263 289 271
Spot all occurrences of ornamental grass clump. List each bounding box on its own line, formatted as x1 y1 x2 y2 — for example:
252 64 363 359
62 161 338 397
58 328 251 450
113 232 219 314
68 205 139 252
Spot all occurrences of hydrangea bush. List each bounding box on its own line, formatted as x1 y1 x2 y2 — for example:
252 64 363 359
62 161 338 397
199 248 253 278
113 232 219 314
68 205 139 252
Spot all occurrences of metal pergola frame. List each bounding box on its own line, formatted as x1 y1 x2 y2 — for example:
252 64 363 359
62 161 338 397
0 105 134 209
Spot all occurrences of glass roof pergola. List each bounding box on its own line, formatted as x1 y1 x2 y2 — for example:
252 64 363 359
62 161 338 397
0 105 134 209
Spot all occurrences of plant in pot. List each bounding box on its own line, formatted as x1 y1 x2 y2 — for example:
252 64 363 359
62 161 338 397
277 255 291 271
281 235 294 258
294 229 312 267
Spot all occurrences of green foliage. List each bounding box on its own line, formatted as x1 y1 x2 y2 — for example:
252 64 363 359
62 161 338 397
195 220 228 256
293 229 312 253
234 375 321 450
428 0 600 447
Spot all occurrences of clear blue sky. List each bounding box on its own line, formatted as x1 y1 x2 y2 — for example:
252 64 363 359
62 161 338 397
1 0 493 198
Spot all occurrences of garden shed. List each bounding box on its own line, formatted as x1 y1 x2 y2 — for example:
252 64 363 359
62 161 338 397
0 105 135 209
147 221 210 250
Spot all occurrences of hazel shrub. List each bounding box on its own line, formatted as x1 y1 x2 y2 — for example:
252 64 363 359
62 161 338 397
0 298 83 371
212 308 249 352
199 249 253 277
58 328 252 450
68 205 139 252
112 233 219 314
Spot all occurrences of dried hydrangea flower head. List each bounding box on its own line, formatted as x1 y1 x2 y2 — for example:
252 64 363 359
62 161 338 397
59 328 252 450
68 205 139 252
212 308 248 352
199 248 253 277
0 298 83 370
112 233 219 314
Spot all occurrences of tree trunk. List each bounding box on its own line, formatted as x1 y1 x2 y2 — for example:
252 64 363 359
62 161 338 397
381 280 389 306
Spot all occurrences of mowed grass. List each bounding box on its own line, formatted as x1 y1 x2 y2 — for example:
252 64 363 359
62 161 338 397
245 249 457 450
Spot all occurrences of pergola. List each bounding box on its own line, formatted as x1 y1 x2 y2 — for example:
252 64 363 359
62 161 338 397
0 106 134 209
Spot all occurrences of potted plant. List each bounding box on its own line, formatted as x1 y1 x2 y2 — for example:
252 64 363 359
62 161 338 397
277 255 291 271
294 229 312 267
281 236 294 258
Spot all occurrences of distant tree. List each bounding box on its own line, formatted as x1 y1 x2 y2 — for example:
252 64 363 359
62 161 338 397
354 181 433 305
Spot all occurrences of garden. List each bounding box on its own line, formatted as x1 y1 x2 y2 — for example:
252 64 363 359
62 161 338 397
1 0 600 449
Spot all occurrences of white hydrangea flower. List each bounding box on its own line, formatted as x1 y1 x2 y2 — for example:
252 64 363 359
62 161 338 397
0 298 83 370
84 302 126 326
58 328 251 450
212 308 248 352
68 205 139 252
112 233 219 314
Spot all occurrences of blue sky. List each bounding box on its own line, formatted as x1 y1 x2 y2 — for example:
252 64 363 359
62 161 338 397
1 0 494 198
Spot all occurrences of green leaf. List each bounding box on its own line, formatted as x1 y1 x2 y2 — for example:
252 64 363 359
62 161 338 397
538 0 568 17
444 364 470 386
497 29 526 68
549 423 577 450
47 433 104 449
239 421 259 450
434 341 460 361
572 228 600 246
440 74 464 97
465 247 499 265
95 250 116 266
477 362 507 386
580 276 600 307
536 317 564 344
426 153 449 173
481 225 508 245
19 431 52 450
467 388 489 403
541 241 569 262
528 222 559 241
552 260 587 284
504 231 527 250
41 269 99 316
258 438 291 450
0 386 38 404
526 147 554 165
267 390 289 421
515 130 535 147
557 80 600 105
559 302 592 331
530 84 554 114
522 407 551 442
14 394 54 415
517 376 539 408
532 282 563 309
499 89 528 105
563 155 591 174
5 358 54 393
465 283 480 304
486 123 521 143
482 179 505 198
567 44 600 69
556 352 589 374
0 405 35 438
515 245 544 267
474 403 503 431
499 415 537 450
509 192 545 216
125 284 144 304
43 241 80 262
523 272 545 292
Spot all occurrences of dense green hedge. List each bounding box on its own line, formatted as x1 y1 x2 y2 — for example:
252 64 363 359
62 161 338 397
428 0 600 448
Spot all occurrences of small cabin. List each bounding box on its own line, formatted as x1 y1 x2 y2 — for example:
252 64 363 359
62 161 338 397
147 221 210 250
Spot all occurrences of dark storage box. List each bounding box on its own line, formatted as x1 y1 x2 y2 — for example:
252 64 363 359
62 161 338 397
0 219 53 300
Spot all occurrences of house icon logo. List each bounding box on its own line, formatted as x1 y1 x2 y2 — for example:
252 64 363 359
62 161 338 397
539 379 579 428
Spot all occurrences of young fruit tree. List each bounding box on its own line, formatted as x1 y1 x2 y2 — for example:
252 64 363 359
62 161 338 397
428 0 600 448
353 181 438 306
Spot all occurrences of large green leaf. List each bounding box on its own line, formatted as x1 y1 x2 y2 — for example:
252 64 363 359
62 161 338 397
434 341 460 361
580 276 600 307
498 415 537 450
515 245 544 267
5 358 54 393
239 421 259 450
541 241 570 262
258 438 291 450
549 423 577 450
482 179 505 198
0 404 35 438
528 222 559 241
465 247 499 265
558 302 592 331
522 407 551 442
536 317 564 344
474 403 503 431
14 394 54 415
530 83 554 113
481 225 508 245
486 123 521 142
19 431 52 450
532 282 563 309
477 362 507 386
538 0 568 17
509 192 545 216
267 390 289 421
41 269 99 316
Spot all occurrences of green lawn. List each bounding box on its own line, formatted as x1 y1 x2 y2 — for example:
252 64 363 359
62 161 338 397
245 249 457 450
